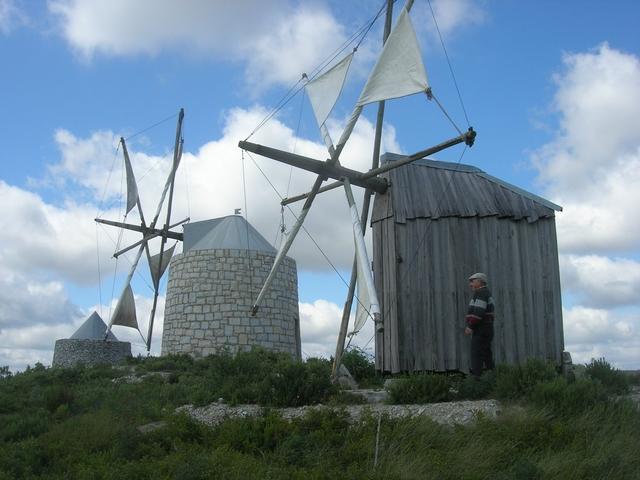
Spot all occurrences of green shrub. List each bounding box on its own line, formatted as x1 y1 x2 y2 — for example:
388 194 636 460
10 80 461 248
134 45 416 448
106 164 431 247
585 357 629 395
341 347 382 388
257 357 335 407
494 358 558 400
0 365 12 379
136 353 195 373
386 373 452 404
529 377 608 416
455 371 495 400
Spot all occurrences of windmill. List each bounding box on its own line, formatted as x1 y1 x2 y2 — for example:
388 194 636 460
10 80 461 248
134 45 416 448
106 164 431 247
95 108 189 352
238 0 476 375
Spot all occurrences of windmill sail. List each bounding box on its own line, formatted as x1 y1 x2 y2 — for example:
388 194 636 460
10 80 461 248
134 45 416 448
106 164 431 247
336 5 427 153
149 244 176 287
123 141 139 215
306 53 354 127
353 261 371 334
110 284 138 329
347 192 381 333
356 6 428 106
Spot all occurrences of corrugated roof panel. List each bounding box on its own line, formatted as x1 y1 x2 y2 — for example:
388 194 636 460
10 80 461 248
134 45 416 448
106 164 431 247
372 153 561 224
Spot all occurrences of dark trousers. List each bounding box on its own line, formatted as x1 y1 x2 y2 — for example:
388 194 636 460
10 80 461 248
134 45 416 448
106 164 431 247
471 322 494 376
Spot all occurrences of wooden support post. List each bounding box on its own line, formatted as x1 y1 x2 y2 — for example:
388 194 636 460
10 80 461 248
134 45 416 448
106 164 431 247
332 0 394 379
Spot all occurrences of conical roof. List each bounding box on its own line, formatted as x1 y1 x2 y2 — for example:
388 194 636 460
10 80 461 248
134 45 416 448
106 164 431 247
183 215 276 254
71 311 119 341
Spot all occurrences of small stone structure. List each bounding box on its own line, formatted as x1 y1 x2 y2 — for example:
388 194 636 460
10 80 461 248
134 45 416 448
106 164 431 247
162 216 300 358
52 311 132 368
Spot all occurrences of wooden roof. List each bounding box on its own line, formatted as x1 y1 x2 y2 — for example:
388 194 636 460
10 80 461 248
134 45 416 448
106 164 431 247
372 153 561 224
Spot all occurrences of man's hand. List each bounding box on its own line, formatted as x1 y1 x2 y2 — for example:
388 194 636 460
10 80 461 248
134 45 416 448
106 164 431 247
464 327 473 336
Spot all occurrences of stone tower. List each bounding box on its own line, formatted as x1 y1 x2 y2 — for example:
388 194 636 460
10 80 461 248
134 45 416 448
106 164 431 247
161 215 300 358
52 311 132 368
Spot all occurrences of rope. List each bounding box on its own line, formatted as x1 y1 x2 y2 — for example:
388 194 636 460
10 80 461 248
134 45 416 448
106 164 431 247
426 0 471 127
244 0 389 141
244 150 374 319
95 141 121 220
428 90 463 136
124 111 178 142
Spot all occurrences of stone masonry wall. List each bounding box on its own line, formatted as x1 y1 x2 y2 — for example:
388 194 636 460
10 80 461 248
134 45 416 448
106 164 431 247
52 339 132 368
162 249 300 358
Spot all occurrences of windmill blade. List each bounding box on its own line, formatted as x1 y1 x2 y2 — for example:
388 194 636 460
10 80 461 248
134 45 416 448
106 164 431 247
149 244 176 287
104 241 147 339
336 2 424 154
149 109 184 229
144 109 184 351
110 283 139 329
122 138 140 216
343 179 381 330
305 52 354 154
145 283 161 352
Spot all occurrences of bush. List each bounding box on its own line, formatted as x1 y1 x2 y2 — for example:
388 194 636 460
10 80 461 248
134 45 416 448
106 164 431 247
455 371 496 400
257 357 335 407
386 373 452 404
341 347 382 388
585 358 629 395
529 377 608 416
494 359 558 400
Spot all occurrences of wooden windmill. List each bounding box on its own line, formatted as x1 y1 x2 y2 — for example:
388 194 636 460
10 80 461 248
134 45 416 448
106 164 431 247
238 0 476 375
95 108 189 352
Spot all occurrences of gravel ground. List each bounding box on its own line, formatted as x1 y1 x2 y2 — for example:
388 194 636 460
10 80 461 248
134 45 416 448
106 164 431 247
177 399 501 427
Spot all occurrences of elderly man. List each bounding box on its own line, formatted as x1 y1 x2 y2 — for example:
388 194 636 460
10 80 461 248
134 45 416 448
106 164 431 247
465 272 495 376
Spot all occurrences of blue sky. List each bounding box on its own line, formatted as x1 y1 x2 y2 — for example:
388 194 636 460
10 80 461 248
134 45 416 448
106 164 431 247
1 0 639 371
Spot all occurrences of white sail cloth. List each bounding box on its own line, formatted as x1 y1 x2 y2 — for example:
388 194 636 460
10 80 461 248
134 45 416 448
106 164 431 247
349 203 381 334
123 145 139 215
305 53 354 153
336 6 429 153
306 53 354 129
110 284 138 329
150 244 176 286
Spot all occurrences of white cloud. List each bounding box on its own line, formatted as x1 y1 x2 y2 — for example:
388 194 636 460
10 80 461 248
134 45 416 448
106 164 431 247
530 44 640 369
0 268 82 330
0 0 27 34
47 0 349 90
560 254 640 309
563 306 639 370
299 299 375 359
532 44 640 254
242 6 349 90
416 0 486 40
48 0 285 57
0 180 120 284
47 1 485 90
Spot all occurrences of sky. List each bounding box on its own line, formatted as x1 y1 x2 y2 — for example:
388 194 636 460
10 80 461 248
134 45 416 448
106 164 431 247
0 0 639 372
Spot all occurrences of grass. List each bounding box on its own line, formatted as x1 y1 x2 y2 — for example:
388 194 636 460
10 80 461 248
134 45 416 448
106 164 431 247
0 353 637 478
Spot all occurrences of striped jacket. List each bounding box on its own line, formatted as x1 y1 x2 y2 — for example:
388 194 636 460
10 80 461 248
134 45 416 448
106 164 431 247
466 286 495 328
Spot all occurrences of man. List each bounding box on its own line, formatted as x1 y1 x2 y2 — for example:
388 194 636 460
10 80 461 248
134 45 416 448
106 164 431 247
464 272 495 376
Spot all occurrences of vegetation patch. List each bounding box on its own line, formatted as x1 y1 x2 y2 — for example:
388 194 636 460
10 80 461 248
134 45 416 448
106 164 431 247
0 354 638 478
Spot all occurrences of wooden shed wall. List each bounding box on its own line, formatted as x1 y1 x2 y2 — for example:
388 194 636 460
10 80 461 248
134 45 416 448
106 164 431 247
373 214 564 373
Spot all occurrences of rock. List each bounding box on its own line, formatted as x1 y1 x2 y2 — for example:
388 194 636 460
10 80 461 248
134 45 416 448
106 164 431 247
137 421 167 434
383 378 394 389
178 399 500 428
337 364 358 390
350 389 389 404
